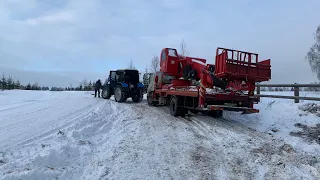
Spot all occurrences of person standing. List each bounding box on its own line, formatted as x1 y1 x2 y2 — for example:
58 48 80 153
95 79 102 98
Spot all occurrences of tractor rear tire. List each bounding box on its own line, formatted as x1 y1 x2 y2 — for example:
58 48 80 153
114 85 127 103
132 89 143 103
102 87 111 99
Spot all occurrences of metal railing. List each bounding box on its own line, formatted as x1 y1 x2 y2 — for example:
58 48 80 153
256 83 320 103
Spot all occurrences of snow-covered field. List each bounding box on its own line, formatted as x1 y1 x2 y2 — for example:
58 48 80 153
0 90 319 180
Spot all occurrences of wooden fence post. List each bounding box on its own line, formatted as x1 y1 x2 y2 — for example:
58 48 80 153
294 83 299 103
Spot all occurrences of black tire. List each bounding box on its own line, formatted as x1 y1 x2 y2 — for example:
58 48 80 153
114 85 127 103
147 92 153 106
132 89 143 103
102 87 111 99
170 96 185 117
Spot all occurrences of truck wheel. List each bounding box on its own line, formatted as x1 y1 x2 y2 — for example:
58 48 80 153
102 87 111 99
170 96 184 116
147 92 153 106
132 89 143 103
114 85 127 103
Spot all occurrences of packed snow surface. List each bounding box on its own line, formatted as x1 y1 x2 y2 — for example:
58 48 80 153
0 90 319 180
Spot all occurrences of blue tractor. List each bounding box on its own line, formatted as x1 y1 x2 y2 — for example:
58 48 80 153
101 69 144 103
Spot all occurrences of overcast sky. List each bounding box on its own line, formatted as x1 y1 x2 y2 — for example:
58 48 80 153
0 0 319 87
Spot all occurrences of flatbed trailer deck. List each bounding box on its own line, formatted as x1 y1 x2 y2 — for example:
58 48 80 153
148 86 260 117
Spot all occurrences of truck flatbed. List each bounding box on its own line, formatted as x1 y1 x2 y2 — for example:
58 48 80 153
152 86 260 115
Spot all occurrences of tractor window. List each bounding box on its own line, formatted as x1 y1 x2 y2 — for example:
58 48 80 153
110 71 116 81
116 71 125 82
168 49 177 57
125 70 139 83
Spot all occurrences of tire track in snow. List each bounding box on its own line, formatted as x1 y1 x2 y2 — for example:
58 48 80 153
0 98 101 151
16 101 104 149
96 102 320 180
0 98 122 179
1 93 319 180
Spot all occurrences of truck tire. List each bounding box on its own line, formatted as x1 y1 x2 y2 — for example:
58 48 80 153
132 89 143 103
169 96 186 116
147 92 158 106
147 92 153 106
114 85 127 103
102 87 111 99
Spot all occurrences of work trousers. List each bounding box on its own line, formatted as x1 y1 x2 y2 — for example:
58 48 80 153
95 89 100 97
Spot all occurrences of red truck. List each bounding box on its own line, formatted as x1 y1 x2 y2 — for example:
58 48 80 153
146 47 271 118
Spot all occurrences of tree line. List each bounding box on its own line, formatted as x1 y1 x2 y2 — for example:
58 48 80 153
0 73 99 92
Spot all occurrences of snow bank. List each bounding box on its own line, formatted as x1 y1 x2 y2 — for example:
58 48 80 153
224 91 320 155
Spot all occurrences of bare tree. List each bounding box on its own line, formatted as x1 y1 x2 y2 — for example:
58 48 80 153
150 56 159 72
306 25 320 80
180 39 190 56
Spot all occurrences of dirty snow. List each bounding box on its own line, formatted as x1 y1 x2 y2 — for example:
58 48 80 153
0 90 319 180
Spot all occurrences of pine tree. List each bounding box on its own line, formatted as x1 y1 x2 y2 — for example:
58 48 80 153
7 76 13 90
26 83 31 90
88 81 92 91
1 73 6 91
15 80 20 89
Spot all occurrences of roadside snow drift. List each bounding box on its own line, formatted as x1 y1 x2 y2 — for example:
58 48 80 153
0 90 319 180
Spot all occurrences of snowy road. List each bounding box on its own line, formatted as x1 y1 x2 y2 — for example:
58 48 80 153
0 90 319 179
0 94 99 150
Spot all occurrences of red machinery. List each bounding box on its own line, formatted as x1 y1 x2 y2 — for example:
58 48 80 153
147 47 271 118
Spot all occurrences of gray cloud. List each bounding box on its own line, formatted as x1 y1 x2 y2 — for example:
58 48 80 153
0 0 319 87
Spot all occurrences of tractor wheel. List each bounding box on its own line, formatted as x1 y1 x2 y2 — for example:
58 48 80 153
132 89 143 103
102 87 111 99
169 96 185 117
114 85 127 103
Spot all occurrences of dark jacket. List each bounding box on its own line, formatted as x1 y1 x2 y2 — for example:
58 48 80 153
95 80 102 90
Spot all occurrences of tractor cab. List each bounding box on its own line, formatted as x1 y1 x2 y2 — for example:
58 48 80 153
107 69 140 84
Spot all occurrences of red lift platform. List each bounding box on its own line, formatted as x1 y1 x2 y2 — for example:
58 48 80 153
147 47 271 118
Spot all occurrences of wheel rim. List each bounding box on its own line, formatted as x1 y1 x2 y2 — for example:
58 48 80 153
115 88 121 100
